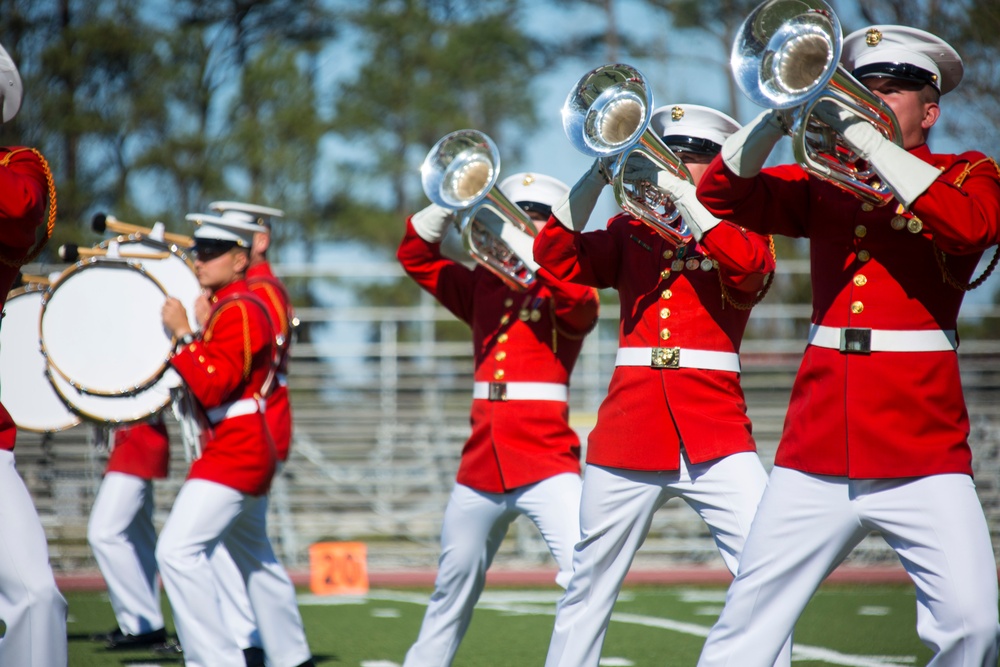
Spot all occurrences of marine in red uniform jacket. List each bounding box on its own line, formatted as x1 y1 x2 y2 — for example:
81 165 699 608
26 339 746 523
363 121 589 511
698 147 1000 479
397 221 599 493
534 213 774 471
0 147 54 451
170 280 277 495
107 420 170 480
247 262 294 462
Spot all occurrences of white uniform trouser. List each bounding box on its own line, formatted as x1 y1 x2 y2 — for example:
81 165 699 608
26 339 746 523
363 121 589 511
698 467 1000 667
87 472 163 635
403 472 582 667
212 530 263 650
156 479 311 667
546 452 792 667
0 449 67 667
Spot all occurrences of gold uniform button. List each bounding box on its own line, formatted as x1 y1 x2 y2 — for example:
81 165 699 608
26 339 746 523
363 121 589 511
850 301 864 314
857 250 871 262
495 351 506 362
660 269 671 280
500 314 510 325
890 215 907 230
854 225 867 238
659 307 670 319
661 289 673 299
907 217 923 233
861 202 874 212
497 333 509 344
504 298 513 307
659 329 671 341
853 274 868 286
494 369 505 380
663 249 674 260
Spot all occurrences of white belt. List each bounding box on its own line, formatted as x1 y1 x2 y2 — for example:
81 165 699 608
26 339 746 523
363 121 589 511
207 397 265 425
615 347 741 373
808 324 957 353
472 381 568 402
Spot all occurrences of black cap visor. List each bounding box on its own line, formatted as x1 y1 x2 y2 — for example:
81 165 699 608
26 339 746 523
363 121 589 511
853 62 939 90
662 135 722 156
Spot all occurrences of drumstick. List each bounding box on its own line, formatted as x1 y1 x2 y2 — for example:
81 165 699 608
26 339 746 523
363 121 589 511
59 244 171 262
92 213 194 248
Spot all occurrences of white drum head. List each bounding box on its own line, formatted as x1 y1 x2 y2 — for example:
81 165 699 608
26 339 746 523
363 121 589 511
49 365 176 424
103 237 201 331
41 259 174 396
0 287 80 432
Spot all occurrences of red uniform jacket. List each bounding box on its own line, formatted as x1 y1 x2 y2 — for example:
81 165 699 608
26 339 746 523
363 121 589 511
0 147 53 452
397 219 599 493
247 261 294 462
698 146 1000 478
170 280 277 495
107 418 170 480
534 214 774 471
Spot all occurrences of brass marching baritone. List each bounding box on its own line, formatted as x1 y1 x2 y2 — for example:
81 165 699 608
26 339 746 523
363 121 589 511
562 63 694 244
732 0 902 205
420 129 539 291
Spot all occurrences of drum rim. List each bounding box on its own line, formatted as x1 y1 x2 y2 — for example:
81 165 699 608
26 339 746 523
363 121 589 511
39 258 175 397
46 364 172 424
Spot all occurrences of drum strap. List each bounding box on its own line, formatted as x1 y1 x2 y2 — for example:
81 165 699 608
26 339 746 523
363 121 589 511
207 292 280 398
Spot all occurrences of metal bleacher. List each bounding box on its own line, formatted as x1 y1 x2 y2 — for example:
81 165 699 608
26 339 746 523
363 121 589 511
14 259 1000 576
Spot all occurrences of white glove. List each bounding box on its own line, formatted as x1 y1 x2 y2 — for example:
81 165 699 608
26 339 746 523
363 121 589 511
813 102 940 209
655 170 723 241
410 203 453 243
477 217 540 274
722 109 788 178
552 159 609 231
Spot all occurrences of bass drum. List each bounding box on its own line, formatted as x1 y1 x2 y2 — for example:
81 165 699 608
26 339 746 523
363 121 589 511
0 285 81 432
41 258 175 397
48 365 178 425
100 234 201 331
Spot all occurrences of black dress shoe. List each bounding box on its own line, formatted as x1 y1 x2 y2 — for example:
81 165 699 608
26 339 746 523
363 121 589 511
104 627 168 650
243 646 266 667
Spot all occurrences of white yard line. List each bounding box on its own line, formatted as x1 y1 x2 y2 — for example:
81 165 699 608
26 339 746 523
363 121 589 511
300 590 917 666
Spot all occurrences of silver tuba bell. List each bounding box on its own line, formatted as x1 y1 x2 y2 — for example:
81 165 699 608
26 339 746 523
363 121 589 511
562 63 694 244
732 0 902 205
420 129 539 291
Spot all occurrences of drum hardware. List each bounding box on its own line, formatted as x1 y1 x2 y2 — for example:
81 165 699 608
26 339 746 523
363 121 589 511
91 212 194 248
562 63 694 244
421 129 539 291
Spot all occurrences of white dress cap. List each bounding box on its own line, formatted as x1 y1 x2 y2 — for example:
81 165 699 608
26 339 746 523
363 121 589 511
843 25 963 95
185 210 260 248
498 173 570 212
650 104 741 153
0 42 23 123
208 201 285 228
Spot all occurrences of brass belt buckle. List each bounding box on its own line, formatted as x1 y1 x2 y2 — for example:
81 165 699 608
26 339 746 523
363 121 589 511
489 382 508 401
840 327 872 354
651 347 680 369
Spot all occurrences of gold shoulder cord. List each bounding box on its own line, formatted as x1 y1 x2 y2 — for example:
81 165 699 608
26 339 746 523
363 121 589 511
933 157 1000 291
718 234 778 310
0 148 57 267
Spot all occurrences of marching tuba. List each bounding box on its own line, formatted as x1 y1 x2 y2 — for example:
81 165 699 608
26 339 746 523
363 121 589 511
732 0 902 205
562 63 694 244
420 129 539 291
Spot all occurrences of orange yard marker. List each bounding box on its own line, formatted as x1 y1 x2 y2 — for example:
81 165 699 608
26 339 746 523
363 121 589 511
308 542 369 595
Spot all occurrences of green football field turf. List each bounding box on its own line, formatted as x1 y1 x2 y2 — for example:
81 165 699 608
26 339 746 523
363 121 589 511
64 582 960 666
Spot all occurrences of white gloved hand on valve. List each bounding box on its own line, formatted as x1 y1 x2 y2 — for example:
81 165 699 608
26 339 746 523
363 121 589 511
410 203 454 244
722 109 788 178
552 159 610 231
812 101 940 209
654 170 723 241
